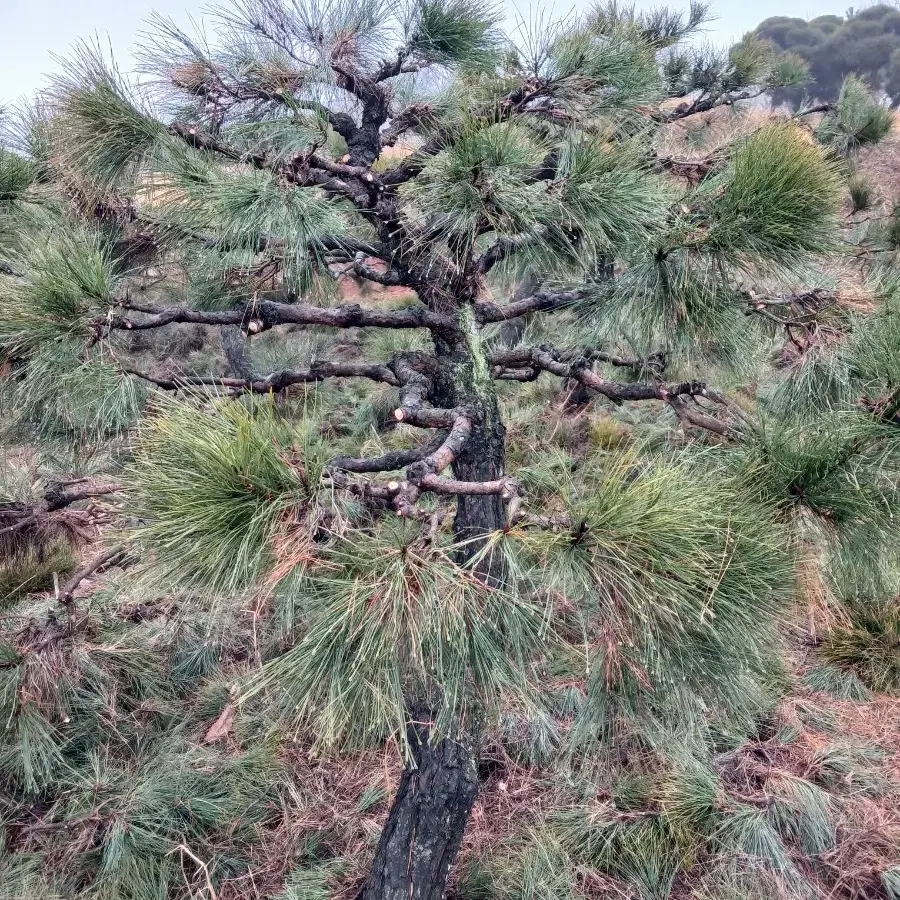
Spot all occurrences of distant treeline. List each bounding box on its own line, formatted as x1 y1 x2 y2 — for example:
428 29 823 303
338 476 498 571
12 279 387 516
752 4 900 107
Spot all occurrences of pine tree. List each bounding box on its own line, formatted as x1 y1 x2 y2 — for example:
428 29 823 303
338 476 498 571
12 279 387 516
2 3 900 900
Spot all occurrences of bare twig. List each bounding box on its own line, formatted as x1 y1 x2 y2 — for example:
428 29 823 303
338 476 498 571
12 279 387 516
57 544 131 608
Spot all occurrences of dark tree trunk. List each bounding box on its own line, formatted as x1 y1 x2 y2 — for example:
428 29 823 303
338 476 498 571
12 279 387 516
220 326 256 380
498 270 541 348
362 310 507 899
361 721 479 900
429 323 509 567
450 420 508 573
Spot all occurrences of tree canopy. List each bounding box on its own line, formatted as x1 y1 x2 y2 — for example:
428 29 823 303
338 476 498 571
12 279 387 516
753 4 900 107
1 2 900 900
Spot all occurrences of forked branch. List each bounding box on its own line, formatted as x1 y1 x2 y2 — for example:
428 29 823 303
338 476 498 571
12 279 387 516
500 345 739 437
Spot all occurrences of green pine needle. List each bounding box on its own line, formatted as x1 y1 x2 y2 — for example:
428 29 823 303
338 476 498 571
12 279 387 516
817 74 894 157
803 664 873 702
50 42 164 194
126 397 323 596
405 0 505 70
250 523 547 752
822 599 900 695
883 865 900 900
0 228 119 356
706 123 843 262
510 449 793 748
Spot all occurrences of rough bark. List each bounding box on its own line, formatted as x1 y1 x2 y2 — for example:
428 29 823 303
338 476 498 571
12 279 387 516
220 326 256 380
363 304 506 899
361 722 479 900
348 87 503 900
430 325 508 569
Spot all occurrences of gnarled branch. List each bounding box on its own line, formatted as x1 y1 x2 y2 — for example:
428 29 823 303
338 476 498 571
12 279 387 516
169 122 266 168
660 88 766 122
102 298 458 339
475 289 587 323
392 414 474 516
44 481 123 512
528 347 705 402
490 346 643 373
58 544 130 608
330 433 447 474
168 122 372 206
353 255 407 286
505 345 739 437
123 359 400 395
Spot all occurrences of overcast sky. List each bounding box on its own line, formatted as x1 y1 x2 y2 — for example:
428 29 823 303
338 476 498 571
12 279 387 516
1 1 847 106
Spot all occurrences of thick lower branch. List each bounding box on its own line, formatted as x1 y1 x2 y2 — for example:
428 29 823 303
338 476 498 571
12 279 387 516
392 413 474 517
326 467 515 510
507 346 739 437
44 481 123 512
58 545 131 607
491 346 642 372
492 367 540 381
123 360 400 394
391 356 466 429
390 473 517 518
330 433 447 474
420 474 517 497
407 418 472 479
103 299 458 340
475 289 587 323
529 348 706 403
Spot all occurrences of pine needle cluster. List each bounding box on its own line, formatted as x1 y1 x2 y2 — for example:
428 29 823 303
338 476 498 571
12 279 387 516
1 0 899 896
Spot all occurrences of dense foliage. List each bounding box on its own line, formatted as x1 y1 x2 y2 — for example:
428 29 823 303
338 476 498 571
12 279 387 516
753 4 900 107
1 2 899 899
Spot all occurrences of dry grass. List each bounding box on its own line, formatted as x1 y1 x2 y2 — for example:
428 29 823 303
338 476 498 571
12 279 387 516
856 121 900 211
216 742 575 899
719 692 899 900
217 747 401 900
795 544 846 642
831 697 900 782
208 650 900 900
